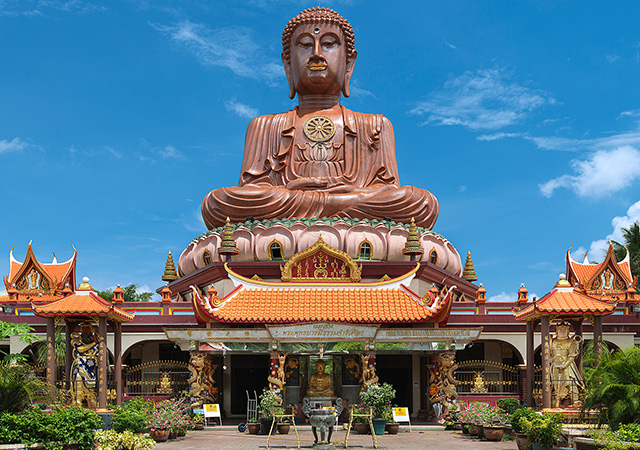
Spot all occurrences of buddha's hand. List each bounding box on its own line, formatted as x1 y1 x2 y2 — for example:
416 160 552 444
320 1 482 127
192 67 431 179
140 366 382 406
286 177 329 190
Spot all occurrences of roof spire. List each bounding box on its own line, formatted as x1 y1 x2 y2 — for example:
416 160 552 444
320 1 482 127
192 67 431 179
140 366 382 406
217 217 240 259
462 251 478 281
517 283 529 303
77 276 93 291
162 251 178 282
402 217 424 259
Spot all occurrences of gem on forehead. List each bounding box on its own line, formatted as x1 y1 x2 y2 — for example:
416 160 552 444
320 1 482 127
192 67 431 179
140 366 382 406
314 27 320 34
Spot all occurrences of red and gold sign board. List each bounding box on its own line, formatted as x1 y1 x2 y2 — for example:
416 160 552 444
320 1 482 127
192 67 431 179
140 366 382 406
280 236 361 283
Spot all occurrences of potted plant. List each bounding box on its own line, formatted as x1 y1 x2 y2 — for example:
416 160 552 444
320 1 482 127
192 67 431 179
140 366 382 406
258 389 280 435
510 407 538 450
578 424 640 450
247 422 261 434
350 405 371 434
277 411 291 435
359 383 396 435
192 413 205 430
521 413 563 450
482 405 508 441
384 408 399 435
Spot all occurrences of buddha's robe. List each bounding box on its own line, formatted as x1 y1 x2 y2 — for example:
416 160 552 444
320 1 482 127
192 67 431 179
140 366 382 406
202 106 439 229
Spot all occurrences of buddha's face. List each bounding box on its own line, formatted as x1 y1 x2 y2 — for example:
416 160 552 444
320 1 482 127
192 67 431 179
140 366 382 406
315 360 326 373
283 22 356 99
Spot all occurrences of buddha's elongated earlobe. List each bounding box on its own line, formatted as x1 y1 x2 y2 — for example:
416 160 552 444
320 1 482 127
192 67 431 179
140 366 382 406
342 50 357 98
282 53 296 99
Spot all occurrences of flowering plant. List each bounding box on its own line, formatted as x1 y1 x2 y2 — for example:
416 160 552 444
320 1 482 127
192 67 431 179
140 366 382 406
258 388 281 419
458 402 490 424
359 383 396 419
146 399 192 432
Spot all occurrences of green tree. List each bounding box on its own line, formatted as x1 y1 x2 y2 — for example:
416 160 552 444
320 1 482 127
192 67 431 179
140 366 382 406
97 283 154 302
0 321 37 364
582 346 640 429
612 221 640 284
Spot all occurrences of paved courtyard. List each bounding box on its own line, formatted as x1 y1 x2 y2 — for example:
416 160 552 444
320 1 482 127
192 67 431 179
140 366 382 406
157 427 518 449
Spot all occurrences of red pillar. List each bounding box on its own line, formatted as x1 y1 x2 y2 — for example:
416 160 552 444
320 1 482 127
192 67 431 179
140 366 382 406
114 321 122 406
65 320 73 390
541 316 552 409
594 315 603 366
46 317 56 388
98 317 108 410
526 320 534 407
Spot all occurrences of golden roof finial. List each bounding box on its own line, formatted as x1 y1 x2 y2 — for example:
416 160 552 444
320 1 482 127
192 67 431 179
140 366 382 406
554 273 571 288
402 217 424 256
218 217 240 256
462 251 478 282
162 251 178 282
77 276 93 291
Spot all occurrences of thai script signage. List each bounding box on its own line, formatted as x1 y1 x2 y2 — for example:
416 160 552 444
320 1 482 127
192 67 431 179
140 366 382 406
266 322 379 341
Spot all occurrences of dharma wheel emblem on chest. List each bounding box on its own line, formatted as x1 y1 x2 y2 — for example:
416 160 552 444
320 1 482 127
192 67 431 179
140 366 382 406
303 116 336 142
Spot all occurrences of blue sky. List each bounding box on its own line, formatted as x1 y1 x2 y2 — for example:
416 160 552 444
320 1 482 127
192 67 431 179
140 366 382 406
2 0 640 301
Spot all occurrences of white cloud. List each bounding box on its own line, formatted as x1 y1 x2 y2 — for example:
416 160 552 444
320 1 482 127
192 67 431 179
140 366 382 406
539 146 640 198
477 132 522 141
104 145 123 159
0 137 29 154
349 79 376 99
570 246 588 263
409 68 555 131
0 0 106 16
606 54 620 63
458 185 467 192
583 200 640 261
527 129 640 152
0 289 6 296
152 20 283 84
225 99 258 119
619 109 640 118
158 144 185 160
488 290 538 302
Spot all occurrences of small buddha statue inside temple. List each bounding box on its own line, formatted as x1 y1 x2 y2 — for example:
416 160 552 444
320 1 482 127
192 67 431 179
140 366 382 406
307 359 334 396
201 7 440 230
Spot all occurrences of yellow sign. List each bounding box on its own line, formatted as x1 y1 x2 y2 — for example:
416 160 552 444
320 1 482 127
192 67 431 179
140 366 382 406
205 404 218 413
394 407 408 417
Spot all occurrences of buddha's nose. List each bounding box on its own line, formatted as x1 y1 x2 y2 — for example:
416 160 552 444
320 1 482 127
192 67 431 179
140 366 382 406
312 39 323 58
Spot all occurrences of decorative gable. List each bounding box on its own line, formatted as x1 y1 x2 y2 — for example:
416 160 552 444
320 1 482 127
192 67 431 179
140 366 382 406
280 236 362 282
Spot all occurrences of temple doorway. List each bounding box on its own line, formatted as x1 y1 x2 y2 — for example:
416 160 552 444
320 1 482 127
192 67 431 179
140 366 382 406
231 354 269 415
376 354 412 410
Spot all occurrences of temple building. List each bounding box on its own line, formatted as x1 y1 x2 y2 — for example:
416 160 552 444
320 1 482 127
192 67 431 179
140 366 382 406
1 6 640 421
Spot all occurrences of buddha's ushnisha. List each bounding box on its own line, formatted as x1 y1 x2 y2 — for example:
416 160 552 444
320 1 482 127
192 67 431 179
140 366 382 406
202 7 439 229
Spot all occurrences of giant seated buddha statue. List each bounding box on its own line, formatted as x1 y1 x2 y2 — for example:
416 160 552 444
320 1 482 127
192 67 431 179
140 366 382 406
201 7 439 230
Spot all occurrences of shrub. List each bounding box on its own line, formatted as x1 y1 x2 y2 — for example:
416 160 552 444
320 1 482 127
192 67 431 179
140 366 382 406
112 398 151 433
497 398 520 416
583 347 640 430
258 388 281 419
359 383 396 419
618 423 640 443
95 430 155 450
0 365 55 413
509 408 537 433
0 407 101 450
521 412 563 449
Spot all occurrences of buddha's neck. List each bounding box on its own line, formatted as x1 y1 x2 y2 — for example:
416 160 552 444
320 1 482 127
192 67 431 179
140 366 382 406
298 95 341 112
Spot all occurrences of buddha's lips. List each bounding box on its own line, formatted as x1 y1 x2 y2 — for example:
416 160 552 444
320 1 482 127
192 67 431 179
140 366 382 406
308 62 327 71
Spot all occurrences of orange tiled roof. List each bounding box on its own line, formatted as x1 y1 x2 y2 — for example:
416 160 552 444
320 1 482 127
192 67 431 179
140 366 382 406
566 244 633 290
514 287 617 321
7 244 76 290
191 263 453 324
32 291 134 322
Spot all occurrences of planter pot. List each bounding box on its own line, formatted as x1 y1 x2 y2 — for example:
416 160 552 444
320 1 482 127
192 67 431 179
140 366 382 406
477 424 485 439
372 418 387 435
150 429 170 442
515 432 530 450
483 425 504 441
468 423 479 436
194 423 204 430
259 418 273 435
454 423 462 430
277 424 290 435
532 444 551 450
461 423 470 434
168 430 177 440
177 429 187 437
355 423 370 434
247 423 261 435
385 423 399 435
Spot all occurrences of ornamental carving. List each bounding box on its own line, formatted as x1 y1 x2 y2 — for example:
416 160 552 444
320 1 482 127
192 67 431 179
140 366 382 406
280 236 361 282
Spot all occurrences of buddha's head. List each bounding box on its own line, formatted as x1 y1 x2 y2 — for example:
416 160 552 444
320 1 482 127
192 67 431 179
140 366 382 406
282 7 357 100
315 359 327 373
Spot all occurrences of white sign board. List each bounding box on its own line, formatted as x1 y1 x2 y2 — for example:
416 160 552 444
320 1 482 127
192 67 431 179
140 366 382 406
376 328 482 342
204 403 222 426
165 328 271 342
392 407 411 432
266 322 379 341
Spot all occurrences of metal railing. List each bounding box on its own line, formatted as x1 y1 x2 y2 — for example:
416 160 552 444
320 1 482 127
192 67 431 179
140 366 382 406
455 360 520 395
